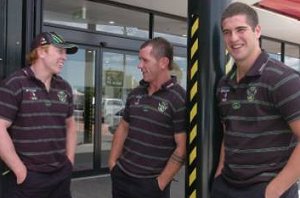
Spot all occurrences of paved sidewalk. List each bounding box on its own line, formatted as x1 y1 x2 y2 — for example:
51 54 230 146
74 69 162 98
71 168 300 198
71 168 185 198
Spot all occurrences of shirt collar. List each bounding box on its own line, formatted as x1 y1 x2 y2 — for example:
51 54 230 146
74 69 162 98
139 76 177 90
245 51 269 77
226 51 269 81
22 66 35 78
22 66 59 83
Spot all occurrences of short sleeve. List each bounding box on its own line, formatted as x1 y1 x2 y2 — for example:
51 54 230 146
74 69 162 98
0 80 20 122
272 71 300 122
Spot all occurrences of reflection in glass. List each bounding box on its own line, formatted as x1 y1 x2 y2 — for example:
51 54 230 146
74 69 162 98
173 57 187 89
61 48 95 171
261 39 281 61
154 15 187 45
285 44 300 71
43 0 149 38
101 51 141 167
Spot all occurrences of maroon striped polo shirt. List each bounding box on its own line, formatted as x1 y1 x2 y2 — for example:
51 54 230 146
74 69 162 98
0 67 74 172
117 77 186 178
217 52 300 186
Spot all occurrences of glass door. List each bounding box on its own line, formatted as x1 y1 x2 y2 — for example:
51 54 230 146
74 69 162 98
100 49 141 167
61 46 143 171
56 45 187 172
61 46 96 171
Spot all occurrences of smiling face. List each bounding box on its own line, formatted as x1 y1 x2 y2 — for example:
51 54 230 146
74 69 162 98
222 14 261 66
40 45 67 75
138 45 165 84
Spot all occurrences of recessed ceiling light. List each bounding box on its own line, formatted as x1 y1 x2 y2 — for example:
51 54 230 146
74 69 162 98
109 21 115 24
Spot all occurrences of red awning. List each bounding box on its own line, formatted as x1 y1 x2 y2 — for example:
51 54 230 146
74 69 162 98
257 0 300 20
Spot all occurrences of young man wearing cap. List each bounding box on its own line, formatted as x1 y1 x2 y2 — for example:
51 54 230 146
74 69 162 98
0 32 78 197
213 2 300 198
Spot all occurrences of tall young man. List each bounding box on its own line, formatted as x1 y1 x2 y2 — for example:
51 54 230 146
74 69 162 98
213 3 300 198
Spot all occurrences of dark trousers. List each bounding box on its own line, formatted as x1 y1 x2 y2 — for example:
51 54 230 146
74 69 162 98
111 165 171 198
3 160 73 198
211 175 299 198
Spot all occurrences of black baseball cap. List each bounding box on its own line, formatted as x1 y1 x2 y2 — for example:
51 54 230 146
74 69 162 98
31 32 78 54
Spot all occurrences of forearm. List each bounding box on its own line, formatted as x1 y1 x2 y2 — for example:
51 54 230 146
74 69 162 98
266 144 300 197
108 119 128 169
66 116 77 164
0 121 26 182
157 149 185 189
158 132 186 190
214 140 225 177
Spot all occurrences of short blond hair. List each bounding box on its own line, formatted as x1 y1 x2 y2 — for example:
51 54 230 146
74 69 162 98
26 45 49 65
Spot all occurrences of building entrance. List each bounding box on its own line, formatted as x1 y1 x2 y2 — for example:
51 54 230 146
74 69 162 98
43 26 144 175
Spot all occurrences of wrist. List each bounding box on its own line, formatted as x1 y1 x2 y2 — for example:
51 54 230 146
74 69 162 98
108 161 116 169
266 181 284 197
157 175 168 190
13 163 26 176
13 164 27 184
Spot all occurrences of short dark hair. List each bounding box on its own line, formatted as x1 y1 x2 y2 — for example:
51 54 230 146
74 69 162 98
140 37 173 70
221 2 259 31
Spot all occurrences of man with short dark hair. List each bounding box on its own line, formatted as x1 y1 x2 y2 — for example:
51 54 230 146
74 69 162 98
213 2 300 198
0 32 78 198
108 37 186 198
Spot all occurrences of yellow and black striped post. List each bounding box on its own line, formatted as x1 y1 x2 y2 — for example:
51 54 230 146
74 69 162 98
187 14 200 198
186 1 230 197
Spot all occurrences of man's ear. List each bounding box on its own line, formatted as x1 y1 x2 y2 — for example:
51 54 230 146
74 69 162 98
159 57 170 70
255 24 261 39
37 47 46 58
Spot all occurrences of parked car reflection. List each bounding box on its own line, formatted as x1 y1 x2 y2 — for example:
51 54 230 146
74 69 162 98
102 98 124 125
108 108 124 134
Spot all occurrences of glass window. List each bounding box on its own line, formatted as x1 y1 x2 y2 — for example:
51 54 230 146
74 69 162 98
173 56 187 89
60 47 96 171
154 15 187 45
43 0 149 38
261 38 281 61
284 44 300 71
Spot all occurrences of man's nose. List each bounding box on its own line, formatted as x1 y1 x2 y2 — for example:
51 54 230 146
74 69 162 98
62 52 67 60
137 62 143 69
229 32 239 42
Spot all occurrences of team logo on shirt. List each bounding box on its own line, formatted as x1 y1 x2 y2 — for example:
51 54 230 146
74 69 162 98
247 86 257 102
232 102 241 110
135 95 143 105
158 101 168 113
57 91 67 103
220 87 230 102
26 88 38 100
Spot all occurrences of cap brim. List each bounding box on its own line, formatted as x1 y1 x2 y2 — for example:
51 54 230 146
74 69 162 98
54 43 78 54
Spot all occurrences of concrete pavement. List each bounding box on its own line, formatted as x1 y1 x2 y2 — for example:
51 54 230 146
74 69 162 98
71 167 185 198
71 168 300 198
